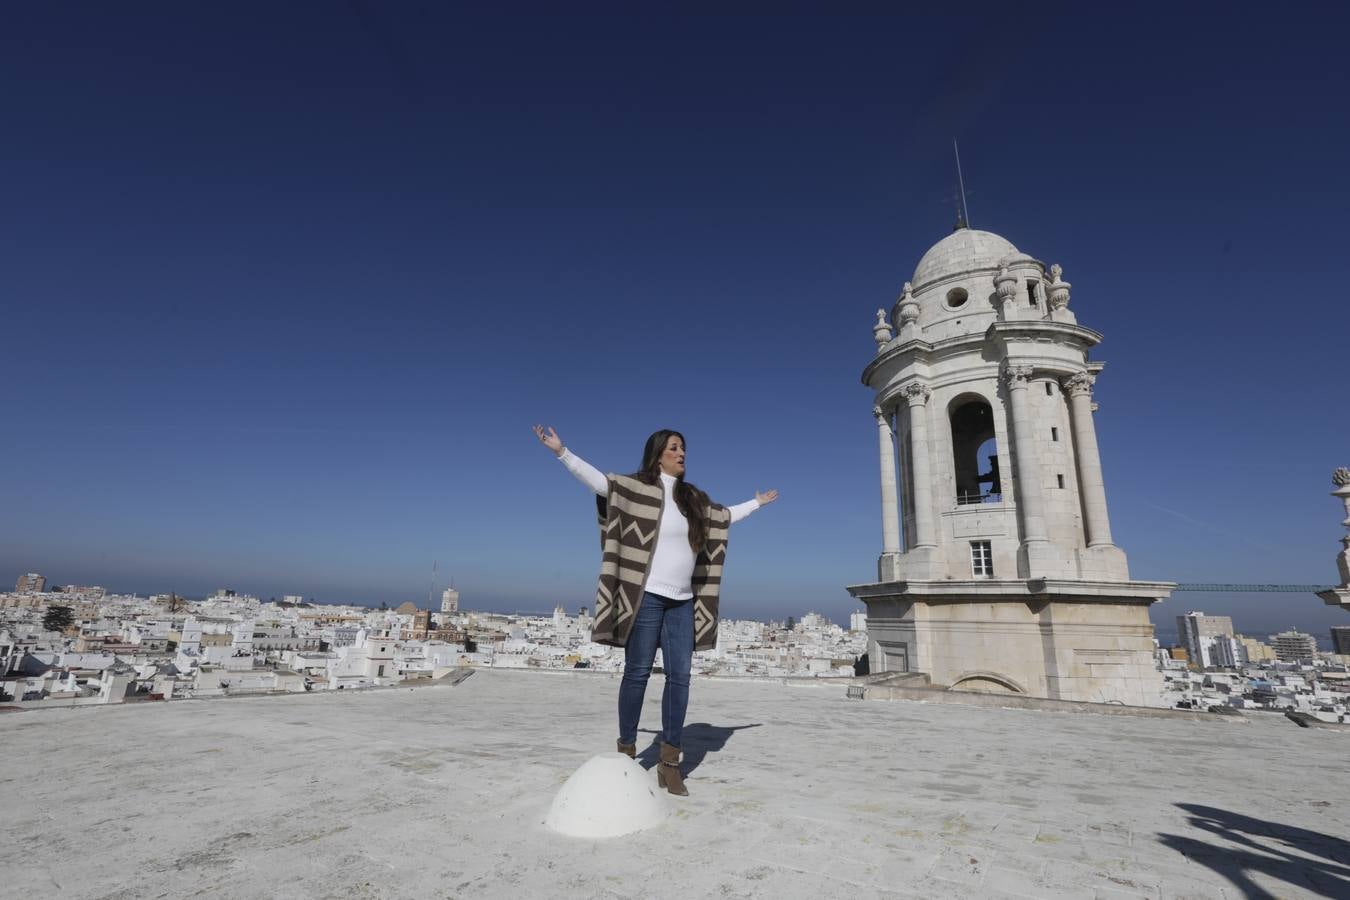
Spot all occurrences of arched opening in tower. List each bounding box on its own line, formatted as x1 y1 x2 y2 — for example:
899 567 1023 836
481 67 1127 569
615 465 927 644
950 399 1000 504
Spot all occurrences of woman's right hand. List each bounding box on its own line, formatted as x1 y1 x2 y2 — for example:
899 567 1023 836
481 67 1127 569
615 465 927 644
532 424 564 456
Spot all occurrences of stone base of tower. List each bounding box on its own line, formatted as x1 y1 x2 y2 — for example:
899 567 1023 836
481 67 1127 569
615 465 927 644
848 579 1172 708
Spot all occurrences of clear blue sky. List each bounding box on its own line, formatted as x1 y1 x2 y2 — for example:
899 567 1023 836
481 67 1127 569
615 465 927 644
2 5 1347 638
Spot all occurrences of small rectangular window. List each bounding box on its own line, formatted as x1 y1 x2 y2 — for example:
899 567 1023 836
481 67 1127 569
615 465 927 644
1026 279 1040 305
971 541 993 577
1044 382 1053 396
1056 474 1065 489
1051 427 1059 441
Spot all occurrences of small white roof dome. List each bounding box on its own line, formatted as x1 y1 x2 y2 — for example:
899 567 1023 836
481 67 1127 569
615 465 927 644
545 753 669 837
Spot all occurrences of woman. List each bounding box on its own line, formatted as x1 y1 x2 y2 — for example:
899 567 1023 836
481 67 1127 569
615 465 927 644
532 425 778 796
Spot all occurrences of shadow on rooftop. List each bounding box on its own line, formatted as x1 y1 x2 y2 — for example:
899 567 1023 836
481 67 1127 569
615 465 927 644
1158 803 1350 899
637 722 762 774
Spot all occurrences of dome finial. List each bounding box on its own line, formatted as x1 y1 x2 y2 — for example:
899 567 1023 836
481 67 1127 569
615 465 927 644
994 258 1018 310
1048 264 1071 310
953 138 971 230
896 282 921 338
873 309 893 350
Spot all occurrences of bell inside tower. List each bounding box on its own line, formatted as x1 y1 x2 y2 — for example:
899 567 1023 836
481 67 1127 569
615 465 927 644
950 399 1000 504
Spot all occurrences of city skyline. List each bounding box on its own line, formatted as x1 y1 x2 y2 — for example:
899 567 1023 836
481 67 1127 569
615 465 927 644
1 7 1346 634
9 567 1344 648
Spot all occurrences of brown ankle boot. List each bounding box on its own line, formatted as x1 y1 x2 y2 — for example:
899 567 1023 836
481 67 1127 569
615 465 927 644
616 739 636 759
657 741 688 796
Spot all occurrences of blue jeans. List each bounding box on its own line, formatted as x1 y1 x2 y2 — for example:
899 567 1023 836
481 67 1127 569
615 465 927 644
618 591 694 750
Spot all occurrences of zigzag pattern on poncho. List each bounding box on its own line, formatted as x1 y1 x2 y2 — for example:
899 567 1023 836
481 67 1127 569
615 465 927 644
590 474 730 651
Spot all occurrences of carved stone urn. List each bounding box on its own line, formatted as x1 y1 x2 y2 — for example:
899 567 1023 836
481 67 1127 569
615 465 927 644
1323 468 1350 603
1334 467 1350 529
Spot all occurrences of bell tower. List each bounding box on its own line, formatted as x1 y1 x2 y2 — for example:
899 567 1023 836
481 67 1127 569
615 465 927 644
849 225 1172 706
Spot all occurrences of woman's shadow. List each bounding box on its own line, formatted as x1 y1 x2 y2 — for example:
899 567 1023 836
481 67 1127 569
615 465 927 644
637 723 762 774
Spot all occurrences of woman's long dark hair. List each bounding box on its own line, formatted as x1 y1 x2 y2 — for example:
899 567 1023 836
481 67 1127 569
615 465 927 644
634 429 710 552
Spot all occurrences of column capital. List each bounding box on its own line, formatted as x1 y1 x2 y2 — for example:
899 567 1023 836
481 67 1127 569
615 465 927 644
1062 371 1096 398
899 382 931 406
1002 364 1035 389
872 404 889 424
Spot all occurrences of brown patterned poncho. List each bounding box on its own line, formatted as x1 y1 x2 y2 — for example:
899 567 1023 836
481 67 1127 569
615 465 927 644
590 473 730 651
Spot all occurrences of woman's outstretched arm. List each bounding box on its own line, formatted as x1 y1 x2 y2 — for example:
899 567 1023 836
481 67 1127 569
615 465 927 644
728 489 778 524
532 424 607 496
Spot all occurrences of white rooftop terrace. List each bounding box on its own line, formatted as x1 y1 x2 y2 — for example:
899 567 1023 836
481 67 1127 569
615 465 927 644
3 669 1348 899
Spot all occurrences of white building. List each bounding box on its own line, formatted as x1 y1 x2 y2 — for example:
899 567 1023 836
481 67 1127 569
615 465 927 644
1177 611 1245 668
328 629 399 688
848 224 1170 706
1272 630 1317 662
231 620 255 655
441 588 460 615
1208 636 1247 669
178 617 202 654
798 612 829 631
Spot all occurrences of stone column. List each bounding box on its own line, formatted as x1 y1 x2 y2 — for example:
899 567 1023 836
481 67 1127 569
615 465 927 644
874 405 901 555
1063 372 1114 547
901 383 936 548
1003 365 1049 546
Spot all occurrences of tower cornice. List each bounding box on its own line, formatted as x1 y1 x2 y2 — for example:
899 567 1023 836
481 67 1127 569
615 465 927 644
862 323 1106 388
861 338 934 385
984 320 1103 347
862 329 1005 385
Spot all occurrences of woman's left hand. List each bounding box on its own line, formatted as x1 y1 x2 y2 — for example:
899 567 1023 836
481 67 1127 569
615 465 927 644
756 489 779 506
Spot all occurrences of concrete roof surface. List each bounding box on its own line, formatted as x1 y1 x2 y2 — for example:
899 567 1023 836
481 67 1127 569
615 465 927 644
2 669 1348 899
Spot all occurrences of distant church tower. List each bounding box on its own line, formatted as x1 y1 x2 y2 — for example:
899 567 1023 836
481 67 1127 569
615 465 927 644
441 587 460 615
847 225 1171 706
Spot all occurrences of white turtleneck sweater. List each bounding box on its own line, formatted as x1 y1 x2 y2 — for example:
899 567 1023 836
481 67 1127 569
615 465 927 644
558 447 759 601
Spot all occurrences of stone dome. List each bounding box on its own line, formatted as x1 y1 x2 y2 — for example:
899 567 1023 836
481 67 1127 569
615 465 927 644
912 228 1019 288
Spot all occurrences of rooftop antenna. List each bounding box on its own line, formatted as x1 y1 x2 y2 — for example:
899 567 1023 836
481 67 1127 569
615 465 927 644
953 138 971 229
426 559 437 610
